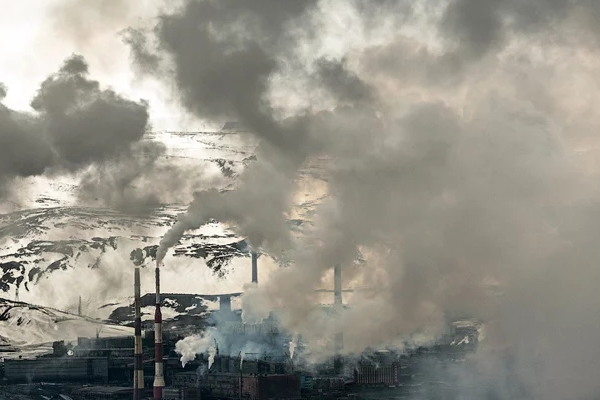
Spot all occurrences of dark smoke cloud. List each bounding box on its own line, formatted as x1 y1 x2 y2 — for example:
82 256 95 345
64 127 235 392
439 0 591 60
314 58 374 105
0 95 52 192
126 0 328 263
0 54 176 211
31 55 149 168
131 0 320 156
134 0 600 398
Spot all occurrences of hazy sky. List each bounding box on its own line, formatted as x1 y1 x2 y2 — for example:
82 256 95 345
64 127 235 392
0 0 198 130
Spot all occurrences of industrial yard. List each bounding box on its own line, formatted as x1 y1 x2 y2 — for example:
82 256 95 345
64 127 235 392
0 254 480 400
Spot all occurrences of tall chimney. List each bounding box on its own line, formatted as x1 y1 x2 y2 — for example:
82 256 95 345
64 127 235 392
133 268 144 400
333 264 343 372
220 295 232 312
251 251 258 284
153 267 165 399
78 295 82 316
334 264 342 307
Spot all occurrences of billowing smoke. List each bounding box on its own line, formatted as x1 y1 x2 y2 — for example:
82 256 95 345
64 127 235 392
0 54 188 212
128 0 325 266
133 0 600 398
175 331 215 367
174 310 289 368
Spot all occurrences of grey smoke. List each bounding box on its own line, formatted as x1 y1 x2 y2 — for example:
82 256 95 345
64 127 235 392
0 54 178 211
0 92 52 193
133 1 600 399
127 0 323 265
31 54 149 169
121 28 161 74
440 0 576 59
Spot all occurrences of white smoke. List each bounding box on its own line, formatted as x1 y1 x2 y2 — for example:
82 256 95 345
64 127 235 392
175 331 215 367
207 344 217 370
289 336 297 359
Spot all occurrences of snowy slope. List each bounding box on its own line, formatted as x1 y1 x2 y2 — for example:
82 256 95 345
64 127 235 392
0 298 132 359
100 292 243 337
0 129 326 316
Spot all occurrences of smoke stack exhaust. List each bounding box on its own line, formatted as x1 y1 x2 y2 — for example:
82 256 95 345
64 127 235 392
134 268 144 400
153 267 165 399
333 264 343 372
251 251 258 283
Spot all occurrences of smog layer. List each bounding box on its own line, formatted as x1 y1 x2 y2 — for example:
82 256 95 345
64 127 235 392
3 0 600 399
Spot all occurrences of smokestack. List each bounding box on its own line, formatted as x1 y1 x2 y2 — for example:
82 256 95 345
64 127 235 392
220 295 232 312
251 251 258 284
134 268 144 400
78 295 82 316
334 264 342 307
153 267 165 399
333 264 343 372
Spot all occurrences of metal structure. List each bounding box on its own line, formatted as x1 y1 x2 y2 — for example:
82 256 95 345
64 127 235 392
153 267 165 400
333 264 343 366
354 362 400 386
251 251 258 283
133 268 144 400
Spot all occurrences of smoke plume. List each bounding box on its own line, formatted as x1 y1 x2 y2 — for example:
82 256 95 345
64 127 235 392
176 332 214 367
136 0 600 398
127 0 325 265
0 53 185 211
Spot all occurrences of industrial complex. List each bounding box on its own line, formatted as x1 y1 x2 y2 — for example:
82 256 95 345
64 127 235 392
0 254 479 399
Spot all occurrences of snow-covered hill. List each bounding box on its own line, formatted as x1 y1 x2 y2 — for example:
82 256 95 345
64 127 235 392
0 128 329 353
0 298 132 360
101 292 242 335
0 205 254 307
0 129 325 315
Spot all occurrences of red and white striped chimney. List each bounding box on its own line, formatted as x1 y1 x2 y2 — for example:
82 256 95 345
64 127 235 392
133 268 144 400
153 266 165 399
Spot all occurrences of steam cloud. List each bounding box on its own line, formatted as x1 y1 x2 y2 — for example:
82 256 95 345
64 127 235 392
130 0 600 398
176 332 215 368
